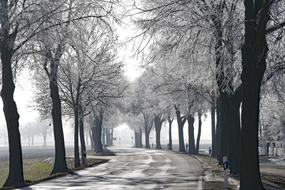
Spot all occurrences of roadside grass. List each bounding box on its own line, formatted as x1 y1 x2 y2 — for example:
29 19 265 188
0 159 53 188
24 160 52 183
0 157 107 189
194 154 285 190
0 161 9 188
193 154 238 190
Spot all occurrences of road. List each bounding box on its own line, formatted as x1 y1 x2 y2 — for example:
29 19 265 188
21 147 203 190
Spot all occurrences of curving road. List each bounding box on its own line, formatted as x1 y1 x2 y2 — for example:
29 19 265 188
21 147 203 190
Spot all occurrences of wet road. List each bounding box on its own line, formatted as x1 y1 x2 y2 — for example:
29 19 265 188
21 147 203 190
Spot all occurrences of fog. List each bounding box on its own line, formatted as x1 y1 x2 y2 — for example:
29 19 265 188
1 115 211 148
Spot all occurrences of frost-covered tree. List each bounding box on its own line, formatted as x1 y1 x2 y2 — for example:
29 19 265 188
133 0 244 173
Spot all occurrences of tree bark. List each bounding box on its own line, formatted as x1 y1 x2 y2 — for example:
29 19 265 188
168 116 173 150
49 61 68 174
79 105 87 166
73 106 80 168
174 105 186 152
217 91 241 174
135 131 139 147
106 128 112 146
154 114 163 149
229 94 241 175
93 111 104 153
143 113 152 149
138 128 143 147
217 93 231 164
240 1 269 189
216 98 222 164
188 115 196 154
210 99 216 157
135 129 143 148
144 127 150 149
195 112 202 154
0 51 25 187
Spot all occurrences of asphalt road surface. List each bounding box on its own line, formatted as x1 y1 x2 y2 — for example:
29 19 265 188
21 147 203 190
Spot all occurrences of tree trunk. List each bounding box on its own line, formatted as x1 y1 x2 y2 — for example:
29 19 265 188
229 95 241 175
73 106 80 168
79 106 87 166
175 106 186 152
240 1 269 189
178 124 185 152
93 112 104 153
211 100 216 157
155 131 161 149
49 62 68 174
217 93 231 164
154 114 163 149
188 115 196 154
217 90 242 174
241 63 265 189
144 127 150 149
106 128 112 146
102 128 106 146
1 53 25 187
196 112 202 154
139 128 143 147
0 1 26 187
168 116 173 150
134 131 139 147
92 125 103 153
216 97 222 164
143 113 152 149
135 129 143 148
